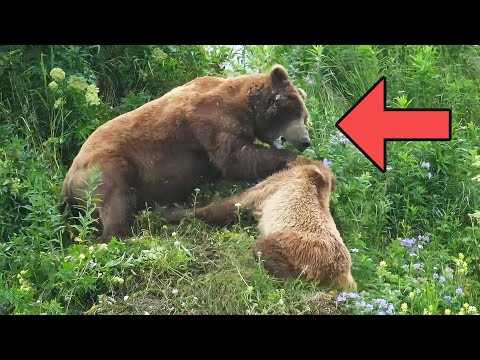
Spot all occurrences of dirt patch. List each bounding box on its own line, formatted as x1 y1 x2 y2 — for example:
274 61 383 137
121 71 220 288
305 292 342 315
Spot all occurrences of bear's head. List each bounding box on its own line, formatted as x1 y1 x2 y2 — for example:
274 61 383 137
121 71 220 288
248 65 311 152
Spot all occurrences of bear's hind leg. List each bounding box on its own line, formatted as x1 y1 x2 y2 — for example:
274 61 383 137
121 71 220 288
253 233 298 279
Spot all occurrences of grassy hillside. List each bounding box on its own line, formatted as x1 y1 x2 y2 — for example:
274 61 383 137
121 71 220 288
1 45 479 315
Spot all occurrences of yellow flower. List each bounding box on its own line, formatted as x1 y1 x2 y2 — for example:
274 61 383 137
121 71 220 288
467 306 477 314
50 67 65 82
409 291 416 299
112 276 124 285
20 283 32 292
48 81 58 91
428 304 434 313
88 246 94 252
98 243 108 250
458 253 464 260
85 84 101 106
379 260 387 268
458 308 465 315
20 270 28 276
68 75 88 93
79 253 86 260
463 303 470 309
444 309 451 315
85 92 100 106
401 303 408 313
151 48 168 63
54 97 65 109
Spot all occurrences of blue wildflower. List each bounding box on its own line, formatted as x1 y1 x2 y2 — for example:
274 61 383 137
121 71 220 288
337 294 347 302
433 273 440 279
444 295 452 302
456 288 464 295
428 172 433 180
341 136 350 144
378 311 386 315
347 292 362 299
421 161 431 170
386 304 395 315
439 276 446 283
401 238 415 247
365 304 374 311
355 301 366 308
372 298 388 309
305 77 315 84
323 159 332 167
413 263 422 270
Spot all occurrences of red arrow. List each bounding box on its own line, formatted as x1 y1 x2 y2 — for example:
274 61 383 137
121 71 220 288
335 77 451 172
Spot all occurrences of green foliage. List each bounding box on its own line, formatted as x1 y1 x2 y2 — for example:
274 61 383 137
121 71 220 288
0 45 479 314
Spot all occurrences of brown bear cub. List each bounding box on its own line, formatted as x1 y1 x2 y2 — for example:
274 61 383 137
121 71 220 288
62 65 311 242
165 157 357 292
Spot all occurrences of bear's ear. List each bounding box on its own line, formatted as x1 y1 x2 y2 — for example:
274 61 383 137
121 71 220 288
270 65 289 87
297 88 307 100
304 165 327 187
331 175 337 192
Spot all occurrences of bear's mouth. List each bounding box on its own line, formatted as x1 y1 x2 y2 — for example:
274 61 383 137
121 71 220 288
272 136 286 149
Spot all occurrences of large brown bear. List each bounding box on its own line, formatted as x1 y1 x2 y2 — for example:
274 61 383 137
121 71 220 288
165 157 357 292
62 65 311 242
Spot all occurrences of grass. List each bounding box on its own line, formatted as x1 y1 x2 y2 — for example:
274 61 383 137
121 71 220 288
0 45 479 315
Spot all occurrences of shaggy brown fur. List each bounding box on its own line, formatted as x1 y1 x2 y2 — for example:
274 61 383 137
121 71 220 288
165 157 357 292
62 65 311 242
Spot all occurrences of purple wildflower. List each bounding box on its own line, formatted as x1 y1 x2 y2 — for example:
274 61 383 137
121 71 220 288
439 276 446 283
305 77 315 84
428 172 433 180
336 294 347 302
386 304 395 315
417 235 431 242
433 273 440 279
444 295 452 302
355 301 366 308
365 304 374 310
323 159 332 167
413 263 422 270
341 136 350 144
421 161 431 170
401 238 415 247
372 298 388 309
456 288 464 295
378 311 386 315
330 138 339 146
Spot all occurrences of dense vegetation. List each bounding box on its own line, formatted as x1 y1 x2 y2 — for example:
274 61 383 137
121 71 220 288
1 45 479 315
